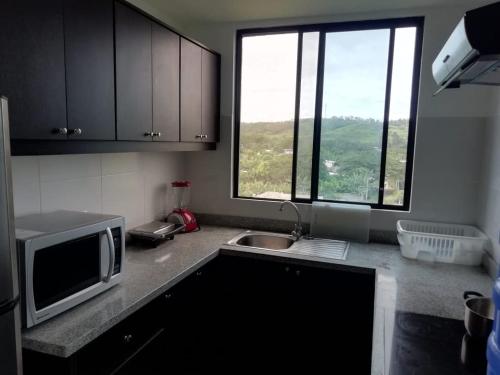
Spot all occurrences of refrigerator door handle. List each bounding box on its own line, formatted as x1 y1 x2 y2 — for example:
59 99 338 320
0 294 20 316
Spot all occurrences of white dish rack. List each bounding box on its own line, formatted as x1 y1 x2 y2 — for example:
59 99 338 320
397 220 488 265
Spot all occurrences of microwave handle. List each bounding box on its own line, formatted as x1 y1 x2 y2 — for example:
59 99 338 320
103 227 116 283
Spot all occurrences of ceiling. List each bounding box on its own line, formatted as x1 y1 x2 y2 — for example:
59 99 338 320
143 0 492 24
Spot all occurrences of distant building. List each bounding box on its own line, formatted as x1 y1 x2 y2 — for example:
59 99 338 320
324 160 338 175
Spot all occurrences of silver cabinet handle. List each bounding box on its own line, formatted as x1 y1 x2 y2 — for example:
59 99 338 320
54 127 68 135
103 227 115 283
144 132 153 137
69 128 82 135
123 334 133 344
203 134 209 139
195 134 203 139
153 132 161 137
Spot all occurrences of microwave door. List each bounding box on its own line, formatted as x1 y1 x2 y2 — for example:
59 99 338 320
100 228 115 282
32 234 102 314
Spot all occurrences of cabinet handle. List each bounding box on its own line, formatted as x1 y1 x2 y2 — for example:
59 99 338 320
195 134 203 139
69 128 82 136
54 127 68 135
123 334 133 344
144 132 153 137
196 271 202 277
202 134 208 139
165 293 172 300
153 132 162 137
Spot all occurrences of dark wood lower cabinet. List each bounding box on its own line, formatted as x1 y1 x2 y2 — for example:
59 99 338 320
23 253 375 374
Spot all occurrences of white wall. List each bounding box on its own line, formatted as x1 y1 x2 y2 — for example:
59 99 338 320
478 89 500 269
11 153 185 229
179 5 494 231
125 0 190 32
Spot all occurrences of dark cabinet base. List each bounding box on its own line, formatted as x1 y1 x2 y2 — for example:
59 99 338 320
23 252 376 374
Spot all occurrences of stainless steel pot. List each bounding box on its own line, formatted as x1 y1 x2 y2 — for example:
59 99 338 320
464 291 494 338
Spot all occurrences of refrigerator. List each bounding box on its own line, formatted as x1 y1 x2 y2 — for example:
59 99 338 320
0 96 23 375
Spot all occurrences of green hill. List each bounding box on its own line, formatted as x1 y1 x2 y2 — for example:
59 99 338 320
239 116 409 205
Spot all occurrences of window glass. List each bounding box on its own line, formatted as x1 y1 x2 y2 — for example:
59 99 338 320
238 33 298 199
384 27 417 206
318 29 390 203
296 32 320 199
235 19 422 210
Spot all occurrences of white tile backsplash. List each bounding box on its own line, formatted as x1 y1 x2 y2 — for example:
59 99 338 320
11 152 185 230
41 177 102 214
101 153 141 175
140 152 184 221
11 156 40 216
39 154 101 182
102 173 145 229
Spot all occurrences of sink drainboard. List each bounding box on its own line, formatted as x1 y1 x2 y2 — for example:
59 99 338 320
290 238 349 260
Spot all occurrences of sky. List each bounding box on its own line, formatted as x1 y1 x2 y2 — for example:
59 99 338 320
240 27 417 123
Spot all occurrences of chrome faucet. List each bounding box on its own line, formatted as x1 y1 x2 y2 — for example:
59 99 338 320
279 201 303 241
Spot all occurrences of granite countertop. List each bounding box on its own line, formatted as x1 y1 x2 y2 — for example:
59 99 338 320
22 226 242 358
221 237 493 374
22 225 493 374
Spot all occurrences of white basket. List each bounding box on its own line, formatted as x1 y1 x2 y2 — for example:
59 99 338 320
396 220 488 265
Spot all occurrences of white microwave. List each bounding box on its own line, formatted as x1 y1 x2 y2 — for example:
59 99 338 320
15 211 125 328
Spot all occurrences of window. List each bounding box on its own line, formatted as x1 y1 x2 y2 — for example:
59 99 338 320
234 17 424 210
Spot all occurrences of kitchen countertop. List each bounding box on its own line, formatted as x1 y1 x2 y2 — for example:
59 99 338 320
22 225 493 373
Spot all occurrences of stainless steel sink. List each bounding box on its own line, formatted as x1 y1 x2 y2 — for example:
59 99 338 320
234 234 294 250
226 231 349 261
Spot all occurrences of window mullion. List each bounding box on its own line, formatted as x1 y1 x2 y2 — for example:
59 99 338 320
291 32 303 202
403 23 424 210
310 31 326 202
378 28 396 206
233 32 243 199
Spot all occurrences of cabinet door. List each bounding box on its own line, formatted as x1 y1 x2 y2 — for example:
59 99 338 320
180 38 202 142
77 297 165 375
201 50 219 143
290 264 375 374
115 2 153 141
152 24 180 142
0 0 67 140
64 0 115 140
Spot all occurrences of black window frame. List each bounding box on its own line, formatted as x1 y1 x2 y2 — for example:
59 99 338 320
233 16 425 211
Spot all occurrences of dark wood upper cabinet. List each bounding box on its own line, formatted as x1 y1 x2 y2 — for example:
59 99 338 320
180 38 202 142
0 0 67 140
115 2 153 141
152 24 180 142
2 0 219 153
180 39 219 143
202 50 220 143
64 0 115 140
